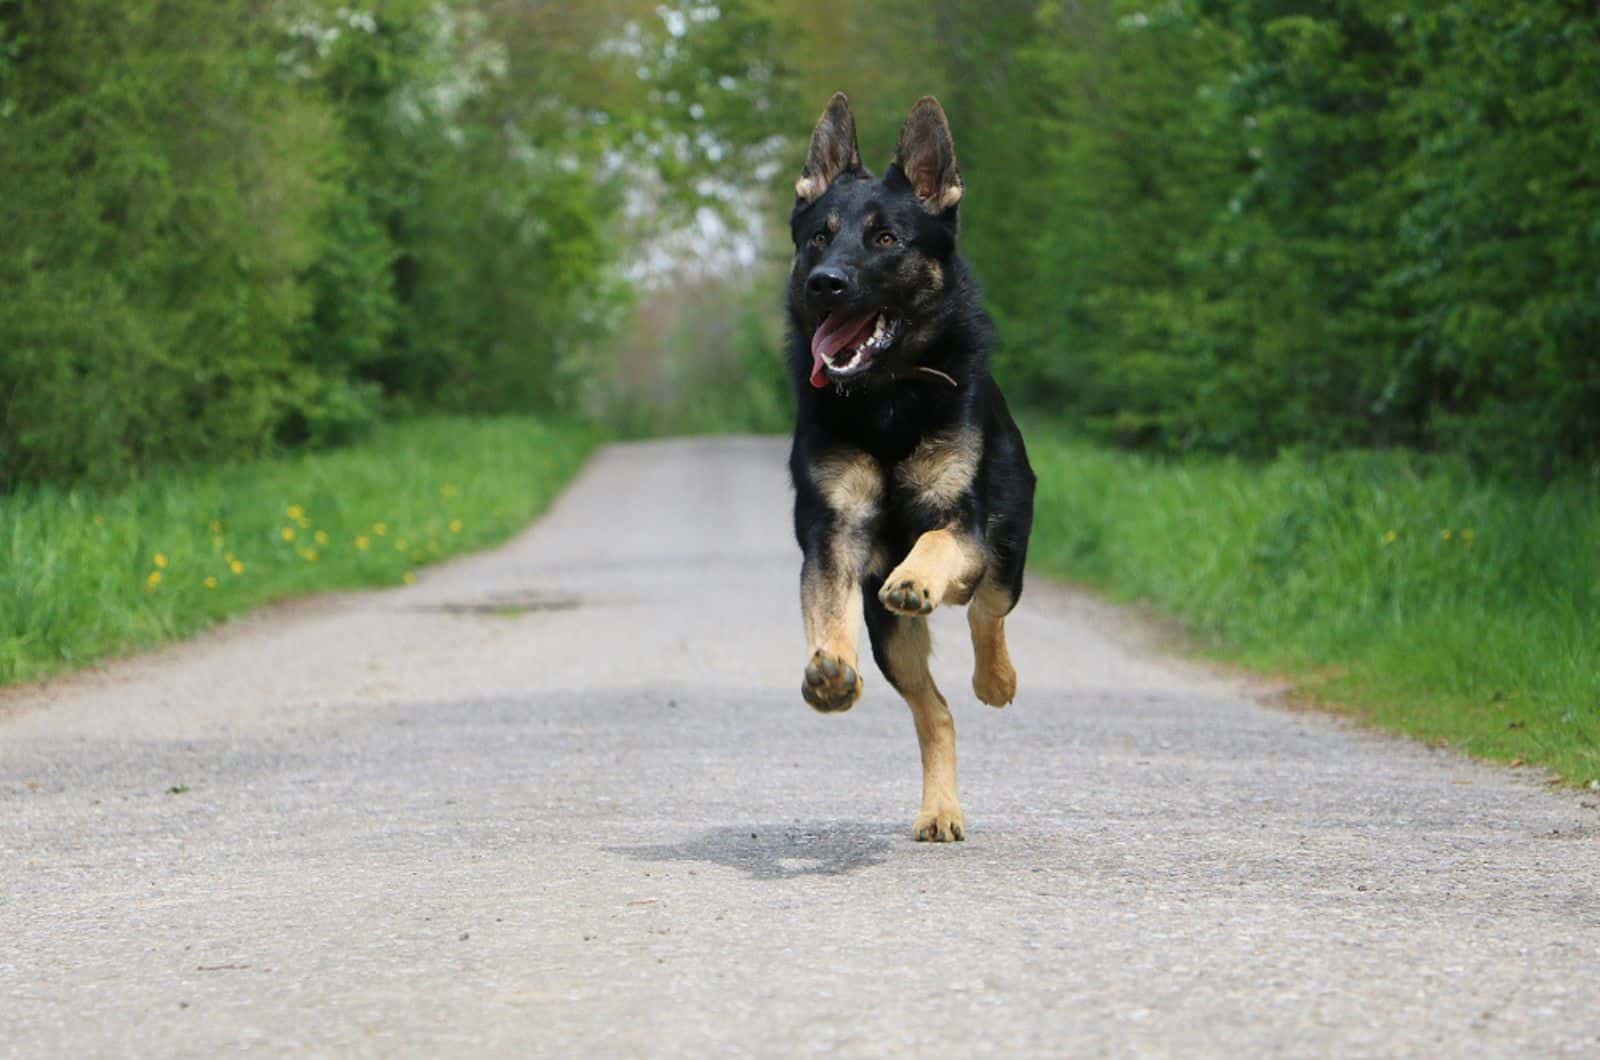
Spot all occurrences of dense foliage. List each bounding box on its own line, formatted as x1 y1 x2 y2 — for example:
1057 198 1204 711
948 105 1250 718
0 0 786 487
5 1 1596 484
796 0 1600 476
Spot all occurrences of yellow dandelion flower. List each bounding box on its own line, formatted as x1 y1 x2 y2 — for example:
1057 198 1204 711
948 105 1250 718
146 570 162 588
402 572 417 585
355 535 370 551
230 560 245 575
301 548 319 563
373 522 388 536
287 505 305 520
209 520 223 533
314 530 329 545
281 527 296 542
153 553 168 569
449 519 463 534
204 576 218 590
1381 529 1397 545
1440 529 1452 541
296 516 311 530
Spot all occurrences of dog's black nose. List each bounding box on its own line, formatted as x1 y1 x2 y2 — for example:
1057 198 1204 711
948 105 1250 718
807 267 851 303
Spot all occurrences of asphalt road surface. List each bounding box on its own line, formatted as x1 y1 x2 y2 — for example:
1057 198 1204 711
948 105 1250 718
3 437 1598 1057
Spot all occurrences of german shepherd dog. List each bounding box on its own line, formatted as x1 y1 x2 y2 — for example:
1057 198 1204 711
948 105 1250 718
787 94 1035 842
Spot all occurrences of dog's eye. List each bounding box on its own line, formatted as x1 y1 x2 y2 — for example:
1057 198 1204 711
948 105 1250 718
810 232 828 248
875 231 898 247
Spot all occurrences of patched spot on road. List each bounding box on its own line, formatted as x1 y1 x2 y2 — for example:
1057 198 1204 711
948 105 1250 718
416 589 584 617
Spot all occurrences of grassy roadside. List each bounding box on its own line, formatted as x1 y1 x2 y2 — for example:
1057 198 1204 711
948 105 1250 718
1028 427 1600 785
0 417 602 687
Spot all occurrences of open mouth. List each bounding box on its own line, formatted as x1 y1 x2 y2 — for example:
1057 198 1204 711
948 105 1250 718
809 311 900 389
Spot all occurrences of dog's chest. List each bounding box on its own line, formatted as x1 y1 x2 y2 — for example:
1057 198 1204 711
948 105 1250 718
812 424 982 530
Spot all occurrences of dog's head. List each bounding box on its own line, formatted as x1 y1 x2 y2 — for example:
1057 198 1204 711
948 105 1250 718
789 93 965 391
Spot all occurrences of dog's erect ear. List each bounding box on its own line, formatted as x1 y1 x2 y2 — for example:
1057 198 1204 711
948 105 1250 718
796 92 863 204
891 96 963 213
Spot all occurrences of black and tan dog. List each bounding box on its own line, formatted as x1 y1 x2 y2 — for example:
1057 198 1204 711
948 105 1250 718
787 93 1035 842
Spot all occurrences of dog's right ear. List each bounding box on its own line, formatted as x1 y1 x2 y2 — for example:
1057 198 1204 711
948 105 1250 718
796 92 863 204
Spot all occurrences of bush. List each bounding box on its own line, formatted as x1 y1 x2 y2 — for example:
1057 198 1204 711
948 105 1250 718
0 1 341 486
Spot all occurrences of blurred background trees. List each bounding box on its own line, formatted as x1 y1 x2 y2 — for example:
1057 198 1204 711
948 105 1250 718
0 0 788 484
3 0 1597 487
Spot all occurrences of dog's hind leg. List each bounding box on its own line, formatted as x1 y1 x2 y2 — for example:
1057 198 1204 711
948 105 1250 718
970 493 1030 707
968 577 1018 707
865 585 963 842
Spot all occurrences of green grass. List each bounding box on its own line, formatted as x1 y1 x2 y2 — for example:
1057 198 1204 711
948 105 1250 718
0 416 601 686
1028 427 1600 784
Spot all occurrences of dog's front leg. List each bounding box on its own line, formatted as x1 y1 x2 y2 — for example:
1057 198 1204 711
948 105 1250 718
798 450 882 712
878 427 987 617
877 526 985 616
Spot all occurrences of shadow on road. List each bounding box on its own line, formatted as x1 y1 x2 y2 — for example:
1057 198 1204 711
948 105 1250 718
608 822 897 880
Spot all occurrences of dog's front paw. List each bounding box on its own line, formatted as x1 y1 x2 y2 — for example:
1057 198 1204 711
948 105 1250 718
802 651 863 713
879 572 936 616
913 801 965 842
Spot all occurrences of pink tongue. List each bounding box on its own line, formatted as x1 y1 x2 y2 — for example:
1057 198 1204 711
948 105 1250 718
809 312 877 389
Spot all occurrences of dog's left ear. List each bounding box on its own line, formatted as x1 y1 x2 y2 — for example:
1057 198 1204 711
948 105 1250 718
890 96 963 214
796 92 863 204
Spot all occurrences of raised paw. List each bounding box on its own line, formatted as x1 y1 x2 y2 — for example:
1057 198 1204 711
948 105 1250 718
802 651 863 713
913 801 965 843
972 656 1017 707
879 574 935 617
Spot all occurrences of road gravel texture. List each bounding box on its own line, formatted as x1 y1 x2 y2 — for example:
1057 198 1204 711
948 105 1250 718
3 437 1598 1057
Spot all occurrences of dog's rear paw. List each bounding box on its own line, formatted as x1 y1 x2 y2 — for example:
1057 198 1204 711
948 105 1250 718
972 658 1016 707
913 802 965 842
802 651 862 713
879 575 935 617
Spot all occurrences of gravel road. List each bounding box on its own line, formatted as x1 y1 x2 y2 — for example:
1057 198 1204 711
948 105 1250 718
3 436 1597 1057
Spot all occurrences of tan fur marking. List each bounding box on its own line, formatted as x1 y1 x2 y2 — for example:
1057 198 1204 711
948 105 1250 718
802 562 864 662
811 450 883 526
826 212 841 235
896 427 981 511
882 613 935 695
909 257 946 312
968 578 1017 706
867 543 892 578
880 617 963 841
